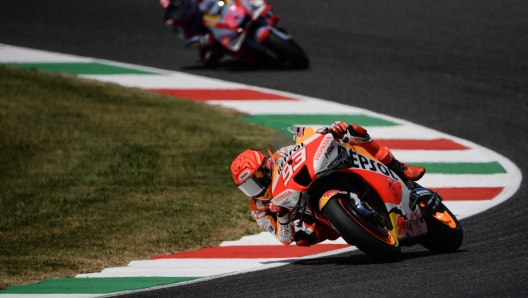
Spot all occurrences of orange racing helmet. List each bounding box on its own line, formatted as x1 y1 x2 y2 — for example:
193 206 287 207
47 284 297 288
231 149 271 199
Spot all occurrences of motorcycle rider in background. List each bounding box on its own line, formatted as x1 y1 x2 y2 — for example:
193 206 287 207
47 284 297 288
230 121 430 246
160 0 222 65
160 0 280 66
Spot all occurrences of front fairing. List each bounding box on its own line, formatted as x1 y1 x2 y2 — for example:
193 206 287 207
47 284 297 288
268 127 430 242
268 127 411 214
268 128 341 208
343 146 411 213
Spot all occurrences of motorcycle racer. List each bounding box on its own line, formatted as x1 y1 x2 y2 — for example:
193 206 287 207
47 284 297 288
160 0 223 65
230 121 427 246
160 0 282 66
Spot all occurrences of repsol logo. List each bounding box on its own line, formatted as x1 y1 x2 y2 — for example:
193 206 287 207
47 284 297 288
349 150 399 179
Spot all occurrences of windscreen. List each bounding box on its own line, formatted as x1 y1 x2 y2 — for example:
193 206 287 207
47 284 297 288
268 127 297 155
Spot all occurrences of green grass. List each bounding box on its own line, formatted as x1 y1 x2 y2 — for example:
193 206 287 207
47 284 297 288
0 65 271 289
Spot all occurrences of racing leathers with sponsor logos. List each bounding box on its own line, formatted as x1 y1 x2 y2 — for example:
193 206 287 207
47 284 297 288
248 157 341 247
231 121 426 246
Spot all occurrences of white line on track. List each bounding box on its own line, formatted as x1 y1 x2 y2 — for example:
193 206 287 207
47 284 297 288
79 74 244 89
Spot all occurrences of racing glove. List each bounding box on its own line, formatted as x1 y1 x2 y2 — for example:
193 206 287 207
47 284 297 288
270 203 289 224
327 121 356 144
328 122 373 144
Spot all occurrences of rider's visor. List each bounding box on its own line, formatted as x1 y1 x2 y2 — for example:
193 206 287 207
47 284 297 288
238 171 268 198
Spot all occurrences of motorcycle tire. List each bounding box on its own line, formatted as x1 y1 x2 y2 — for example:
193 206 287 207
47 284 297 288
322 195 401 262
419 202 463 254
262 32 310 69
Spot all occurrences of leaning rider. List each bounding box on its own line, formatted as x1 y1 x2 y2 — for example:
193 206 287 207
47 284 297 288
160 0 281 66
230 121 428 246
159 0 223 65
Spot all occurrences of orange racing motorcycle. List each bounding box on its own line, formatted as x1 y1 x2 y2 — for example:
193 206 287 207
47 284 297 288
268 127 463 261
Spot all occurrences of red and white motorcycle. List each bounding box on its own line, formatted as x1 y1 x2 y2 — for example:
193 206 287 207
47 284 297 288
201 0 309 68
268 127 463 261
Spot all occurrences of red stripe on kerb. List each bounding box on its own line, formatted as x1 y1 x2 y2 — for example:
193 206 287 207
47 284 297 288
378 139 469 150
431 187 503 201
153 188 502 260
152 89 298 101
153 244 349 259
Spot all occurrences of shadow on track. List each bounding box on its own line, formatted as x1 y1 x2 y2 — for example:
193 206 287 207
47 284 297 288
259 248 468 267
180 57 311 72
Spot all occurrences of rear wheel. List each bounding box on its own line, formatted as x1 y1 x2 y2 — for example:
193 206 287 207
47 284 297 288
420 203 463 253
322 195 401 262
262 32 309 69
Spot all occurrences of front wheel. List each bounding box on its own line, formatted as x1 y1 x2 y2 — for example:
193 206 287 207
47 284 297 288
261 32 310 69
420 203 463 253
322 196 401 262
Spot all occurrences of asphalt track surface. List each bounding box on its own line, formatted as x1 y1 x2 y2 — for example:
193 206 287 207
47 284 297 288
2 1 528 297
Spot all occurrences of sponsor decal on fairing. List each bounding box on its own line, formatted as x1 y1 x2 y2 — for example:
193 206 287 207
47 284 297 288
271 189 301 209
280 147 307 186
348 150 399 180
277 143 305 174
314 135 332 161
324 142 335 159
272 190 292 204
396 208 428 239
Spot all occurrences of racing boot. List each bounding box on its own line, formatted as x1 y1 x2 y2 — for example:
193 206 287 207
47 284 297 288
387 159 426 182
375 145 425 181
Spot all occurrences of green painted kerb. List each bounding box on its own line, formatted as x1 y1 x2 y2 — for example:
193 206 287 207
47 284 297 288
240 114 398 130
408 162 506 174
0 277 202 294
8 62 160 75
